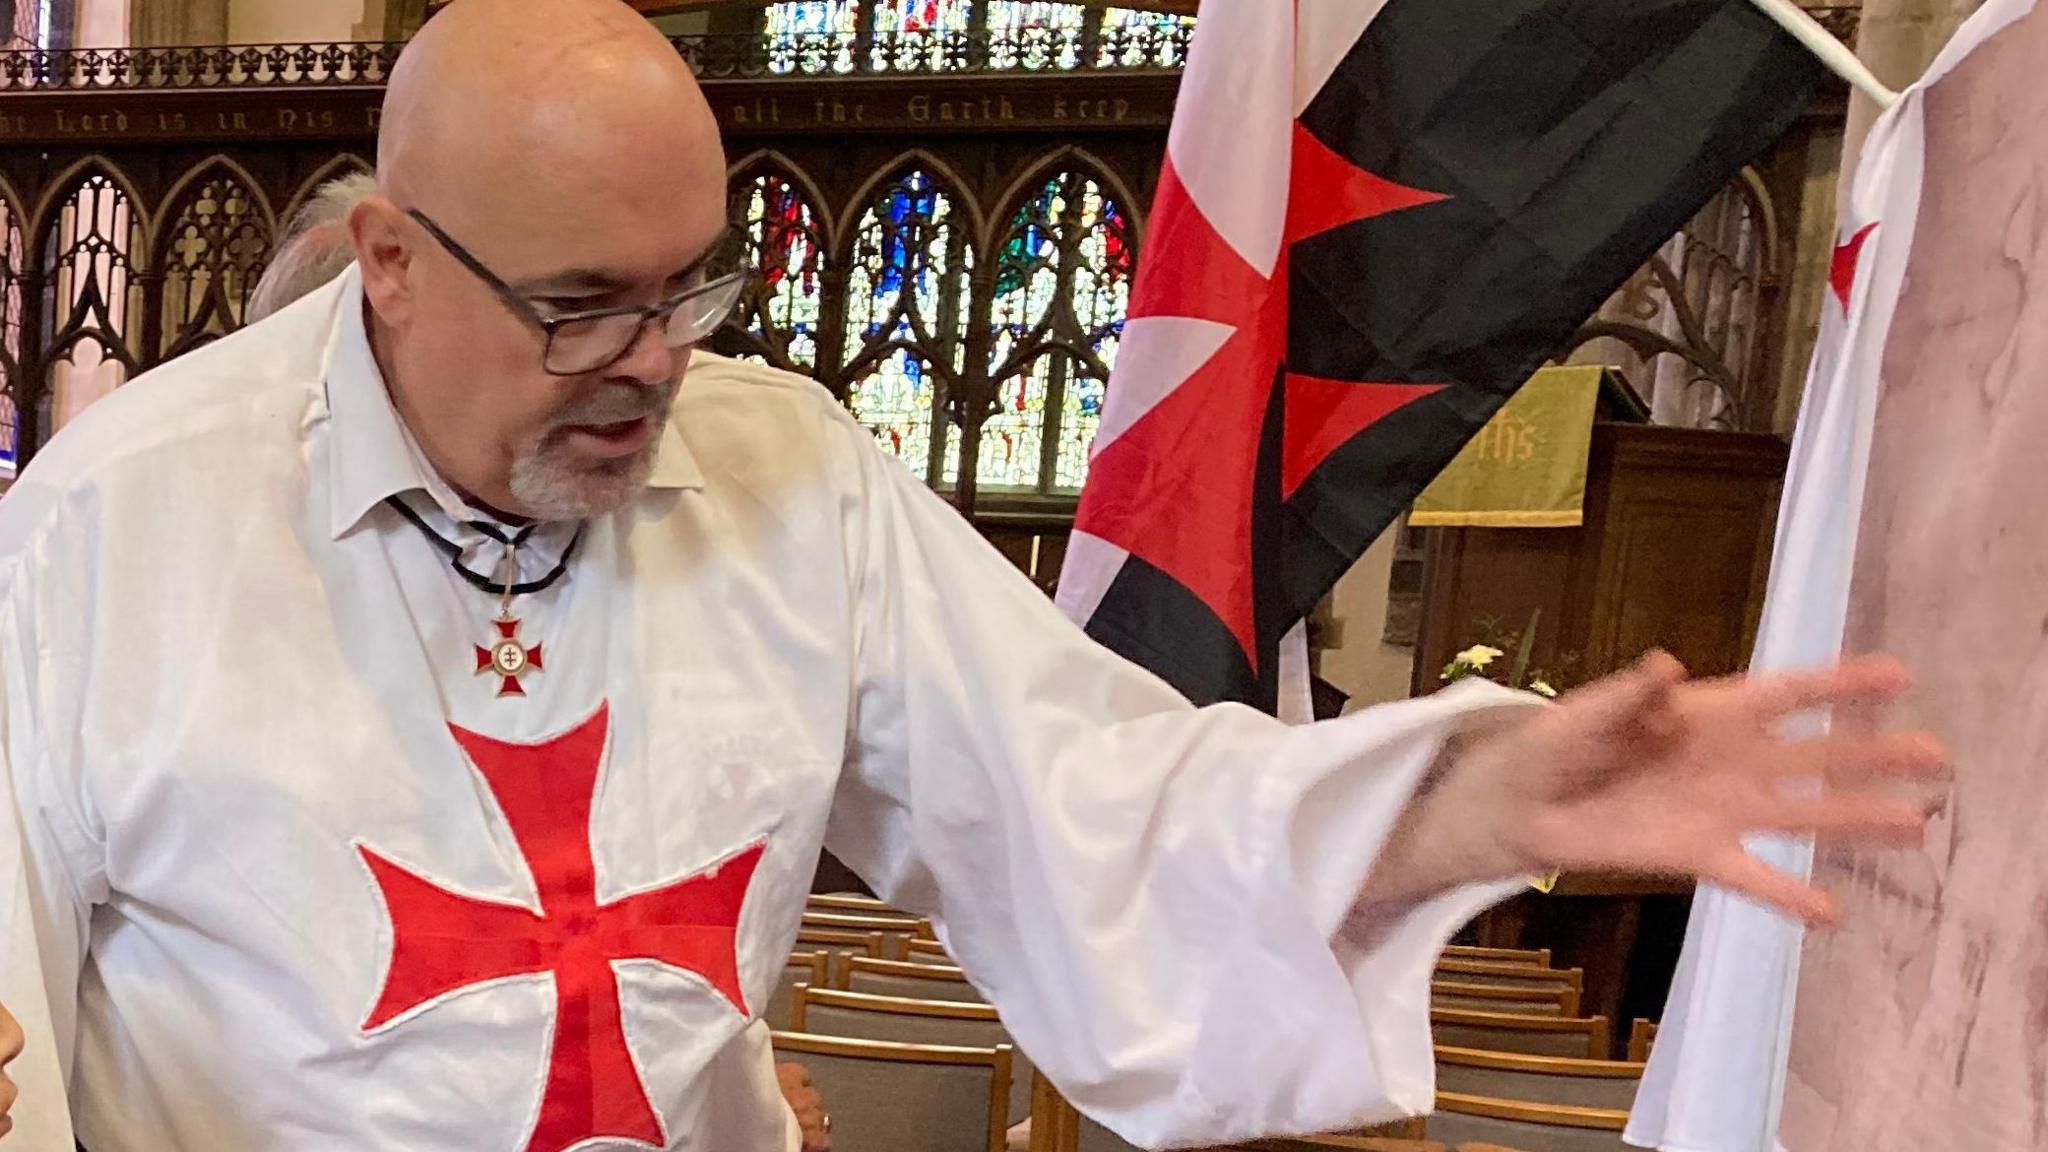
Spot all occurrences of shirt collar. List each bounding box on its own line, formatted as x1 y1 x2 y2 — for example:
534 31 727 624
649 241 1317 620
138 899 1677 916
321 265 705 540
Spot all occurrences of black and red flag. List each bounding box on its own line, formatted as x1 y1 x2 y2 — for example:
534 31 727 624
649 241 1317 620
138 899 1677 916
1056 0 1828 710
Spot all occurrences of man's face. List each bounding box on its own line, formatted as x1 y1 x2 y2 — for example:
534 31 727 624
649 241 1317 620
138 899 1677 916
369 161 729 520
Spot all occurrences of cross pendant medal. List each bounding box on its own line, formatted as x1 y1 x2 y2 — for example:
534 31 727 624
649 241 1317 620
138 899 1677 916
477 613 544 697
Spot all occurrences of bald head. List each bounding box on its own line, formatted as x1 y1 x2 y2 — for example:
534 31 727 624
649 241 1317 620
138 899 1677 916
351 0 734 521
378 0 723 232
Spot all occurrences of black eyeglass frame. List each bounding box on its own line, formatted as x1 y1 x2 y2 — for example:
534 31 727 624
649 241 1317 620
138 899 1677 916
405 208 751 377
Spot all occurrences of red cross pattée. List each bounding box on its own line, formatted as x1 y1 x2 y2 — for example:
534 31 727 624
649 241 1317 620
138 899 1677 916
357 704 764 1152
1074 123 1451 669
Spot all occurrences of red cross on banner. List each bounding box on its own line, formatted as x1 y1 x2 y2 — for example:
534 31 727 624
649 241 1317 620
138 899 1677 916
357 704 763 1152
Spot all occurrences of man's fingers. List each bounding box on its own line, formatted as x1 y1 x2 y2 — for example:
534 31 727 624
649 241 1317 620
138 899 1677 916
1560 650 1687 736
1753 790 1932 842
1742 656 1910 723
1699 851 1838 925
1777 730 1949 785
0 1009 21 1066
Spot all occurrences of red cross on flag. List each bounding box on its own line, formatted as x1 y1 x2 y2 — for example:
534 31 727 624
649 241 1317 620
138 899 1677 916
1057 0 1832 710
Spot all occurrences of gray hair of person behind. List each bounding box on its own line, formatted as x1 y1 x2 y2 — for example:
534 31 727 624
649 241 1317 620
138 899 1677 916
245 171 378 323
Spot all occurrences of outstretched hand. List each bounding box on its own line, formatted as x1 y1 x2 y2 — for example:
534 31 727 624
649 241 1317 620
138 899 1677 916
1366 652 1946 924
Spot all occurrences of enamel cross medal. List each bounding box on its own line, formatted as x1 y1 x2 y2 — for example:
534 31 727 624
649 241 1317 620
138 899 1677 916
476 535 544 698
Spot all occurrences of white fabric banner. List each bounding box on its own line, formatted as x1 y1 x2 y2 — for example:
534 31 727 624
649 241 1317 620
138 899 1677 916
1626 3 2038 1147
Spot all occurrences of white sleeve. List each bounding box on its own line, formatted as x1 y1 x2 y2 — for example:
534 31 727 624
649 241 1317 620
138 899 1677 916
825 437 1537 1148
0 536 103 1149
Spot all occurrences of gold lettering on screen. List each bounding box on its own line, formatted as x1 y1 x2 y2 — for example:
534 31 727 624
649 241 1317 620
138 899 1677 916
731 97 784 126
1050 95 1130 121
275 109 341 131
907 95 1016 123
53 110 129 134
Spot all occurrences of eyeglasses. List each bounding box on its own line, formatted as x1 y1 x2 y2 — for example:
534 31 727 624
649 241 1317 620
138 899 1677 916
406 209 751 377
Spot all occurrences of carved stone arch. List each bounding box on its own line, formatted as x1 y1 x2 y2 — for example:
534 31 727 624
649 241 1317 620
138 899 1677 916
280 154 374 225
835 153 982 484
149 154 276 245
151 155 279 361
834 149 983 251
976 149 1139 495
726 148 834 253
29 157 148 269
0 177 30 466
721 150 836 378
989 145 1147 246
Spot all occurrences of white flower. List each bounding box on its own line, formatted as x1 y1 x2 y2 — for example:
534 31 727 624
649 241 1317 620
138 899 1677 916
1455 645 1504 669
1529 678 1559 699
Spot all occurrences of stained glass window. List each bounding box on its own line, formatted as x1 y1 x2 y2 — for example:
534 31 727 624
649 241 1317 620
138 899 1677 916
843 170 972 480
0 200 22 469
763 1 859 74
1098 7 1196 68
985 2 1087 70
727 171 828 373
983 171 1133 492
870 0 974 72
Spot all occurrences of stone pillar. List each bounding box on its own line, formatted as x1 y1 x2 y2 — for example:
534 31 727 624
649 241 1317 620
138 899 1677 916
129 0 225 46
1841 0 1989 184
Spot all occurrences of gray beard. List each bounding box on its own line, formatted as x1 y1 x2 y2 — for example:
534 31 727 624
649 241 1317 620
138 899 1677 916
506 432 663 520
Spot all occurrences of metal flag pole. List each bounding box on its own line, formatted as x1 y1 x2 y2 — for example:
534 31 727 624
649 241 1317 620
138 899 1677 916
1747 0 1901 109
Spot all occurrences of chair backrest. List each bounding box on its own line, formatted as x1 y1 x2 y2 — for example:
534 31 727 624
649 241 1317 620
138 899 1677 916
772 1030 1012 1152
1430 1008 1609 1060
792 987 1031 1124
768 953 829 1030
1220 1131 1449 1139
1440 945 1551 968
1434 1045 1643 1110
1434 959 1582 993
794 927 888 982
844 956 986 1002
808 893 906 915
1424 1091 1631 1152
803 911 928 958
1431 980 1577 1017
905 937 958 965
1033 1078 1434 1152
1627 1018 1658 1064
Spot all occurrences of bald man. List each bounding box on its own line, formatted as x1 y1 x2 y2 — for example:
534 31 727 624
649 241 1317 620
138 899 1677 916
0 1 1942 1150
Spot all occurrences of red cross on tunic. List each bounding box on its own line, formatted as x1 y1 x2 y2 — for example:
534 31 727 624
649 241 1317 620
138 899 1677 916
356 704 764 1152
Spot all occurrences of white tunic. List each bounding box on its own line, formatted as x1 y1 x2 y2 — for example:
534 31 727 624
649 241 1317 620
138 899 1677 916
0 267 1528 1152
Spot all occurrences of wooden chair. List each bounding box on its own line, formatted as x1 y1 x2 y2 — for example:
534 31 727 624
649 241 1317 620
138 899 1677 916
1626 1018 1658 1063
802 910 929 959
1029 1076 1429 1152
1220 1131 1449 1139
772 1031 1013 1152
1424 1092 1631 1152
794 927 888 983
1430 1008 1609 1060
843 955 986 1002
808 892 906 915
1434 1045 1643 1110
906 937 958 965
1439 945 1551 968
792 986 1032 1125
1434 959 1583 995
768 953 828 1030
1430 980 1577 1017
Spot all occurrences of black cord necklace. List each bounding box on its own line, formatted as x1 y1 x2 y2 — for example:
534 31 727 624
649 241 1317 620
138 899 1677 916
384 495 584 698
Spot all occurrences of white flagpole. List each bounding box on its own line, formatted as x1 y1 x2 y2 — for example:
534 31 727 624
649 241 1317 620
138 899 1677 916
1747 0 1900 109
